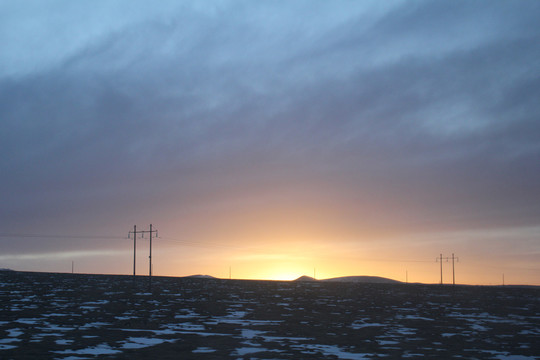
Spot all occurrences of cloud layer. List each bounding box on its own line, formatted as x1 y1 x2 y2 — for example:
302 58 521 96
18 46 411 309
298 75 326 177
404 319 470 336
1 1 539 282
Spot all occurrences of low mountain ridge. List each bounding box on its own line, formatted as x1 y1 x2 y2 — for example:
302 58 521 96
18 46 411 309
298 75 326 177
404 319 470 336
322 275 401 284
294 275 400 284
185 274 216 279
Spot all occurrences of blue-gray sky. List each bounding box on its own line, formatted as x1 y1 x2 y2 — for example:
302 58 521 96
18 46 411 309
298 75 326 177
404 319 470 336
1 1 539 283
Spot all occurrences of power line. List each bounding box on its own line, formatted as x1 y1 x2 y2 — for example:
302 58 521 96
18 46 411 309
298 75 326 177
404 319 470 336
1 232 438 266
0 233 124 240
157 236 246 250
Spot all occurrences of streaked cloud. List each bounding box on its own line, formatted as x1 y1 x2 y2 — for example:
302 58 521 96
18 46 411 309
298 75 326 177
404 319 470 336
1 1 539 283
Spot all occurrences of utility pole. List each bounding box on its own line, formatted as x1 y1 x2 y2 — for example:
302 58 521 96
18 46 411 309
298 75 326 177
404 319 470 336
133 225 137 277
128 225 138 278
452 253 456 285
128 224 158 287
436 254 459 285
439 254 443 284
149 224 153 289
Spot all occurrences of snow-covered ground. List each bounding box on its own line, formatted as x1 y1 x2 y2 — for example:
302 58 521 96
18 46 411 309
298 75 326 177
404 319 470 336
0 271 538 359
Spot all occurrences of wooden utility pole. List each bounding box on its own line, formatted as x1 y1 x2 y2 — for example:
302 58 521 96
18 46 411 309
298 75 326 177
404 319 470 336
128 224 158 287
436 254 459 285
452 253 456 285
149 224 154 288
439 254 443 284
128 225 138 278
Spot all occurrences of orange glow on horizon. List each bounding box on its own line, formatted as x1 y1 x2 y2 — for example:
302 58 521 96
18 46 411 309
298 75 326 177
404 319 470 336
148 234 540 286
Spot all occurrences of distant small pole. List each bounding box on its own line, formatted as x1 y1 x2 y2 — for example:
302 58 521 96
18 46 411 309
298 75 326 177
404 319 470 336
72 261 74 274
229 266 231 280
406 270 408 284
133 225 137 277
440 254 443 285
314 267 316 279
502 273 505 286
149 224 153 289
452 253 455 285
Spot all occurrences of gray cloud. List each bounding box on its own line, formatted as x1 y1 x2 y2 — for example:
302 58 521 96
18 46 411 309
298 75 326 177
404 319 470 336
1 0 540 264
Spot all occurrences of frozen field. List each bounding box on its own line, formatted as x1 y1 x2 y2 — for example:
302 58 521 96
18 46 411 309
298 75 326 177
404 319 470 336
1 271 539 359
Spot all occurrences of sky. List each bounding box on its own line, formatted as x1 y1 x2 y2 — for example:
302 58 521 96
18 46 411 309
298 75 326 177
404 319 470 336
1 0 539 285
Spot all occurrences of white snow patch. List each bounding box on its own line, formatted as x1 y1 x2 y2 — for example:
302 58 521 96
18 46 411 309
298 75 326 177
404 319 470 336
261 335 314 343
56 339 73 345
16 318 40 324
174 309 199 319
54 343 121 355
378 340 399 345
39 325 76 331
79 322 111 329
0 338 21 344
399 315 434 321
178 323 205 331
122 337 171 349
470 323 489 331
293 344 372 359
351 321 385 330
234 347 271 356
7 328 23 337
242 329 266 339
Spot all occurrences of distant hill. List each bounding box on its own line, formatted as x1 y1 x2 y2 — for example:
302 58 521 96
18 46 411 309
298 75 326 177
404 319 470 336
294 275 400 284
322 276 401 284
294 275 317 282
184 274 216 279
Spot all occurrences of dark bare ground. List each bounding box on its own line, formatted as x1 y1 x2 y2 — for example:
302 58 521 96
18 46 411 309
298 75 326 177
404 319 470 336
1 271 539 359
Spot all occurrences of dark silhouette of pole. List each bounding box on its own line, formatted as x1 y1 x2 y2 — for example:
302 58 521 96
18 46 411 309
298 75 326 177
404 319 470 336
440 254 443 284
436 253 459 285
128 225 138 278
452 253 455 285
149 223 153 289
133 225 136 277
129 224 157 283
